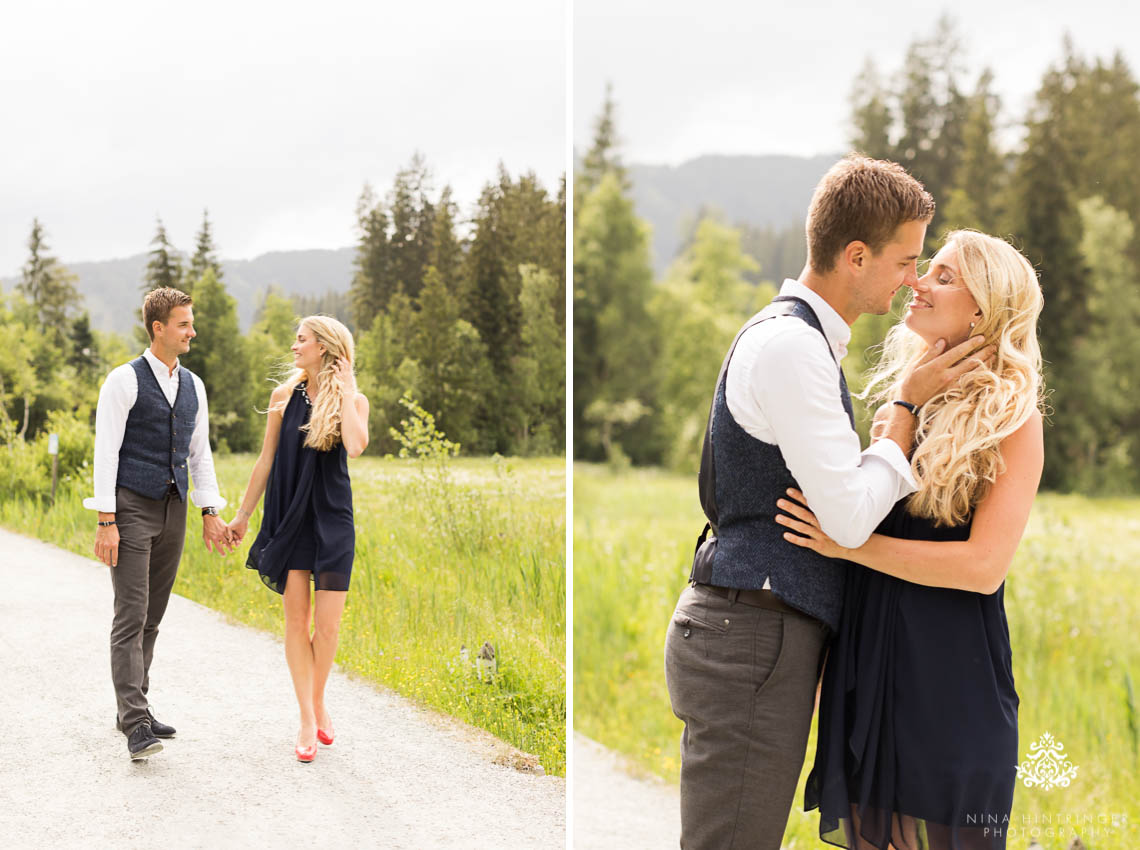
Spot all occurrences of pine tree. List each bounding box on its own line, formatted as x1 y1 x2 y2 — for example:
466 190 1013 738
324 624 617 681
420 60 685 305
350 183 391 333
68 312 99 381
143 217 182 292
350 156 437 327
552 175 568 328
133 217 184 346
574 171 661 464
251 288 299 350
187 208 223 289
941 69 1004 234
1064 51 1140 266
512 264 564 453
893 17 967 251
1071 197 1140 491
1004 57 1089 490
388 154 436 303
577 82 628 205
850 58 893 158
17 218 80 335
573 90 663 463
652 216 766 470
413 265 463 420
410 266 493 450
353 288 420 455
465 167 563 385
247 288 299 393
850 16 969 252
429 186 466 294
178 269 254 452
293 290 353 330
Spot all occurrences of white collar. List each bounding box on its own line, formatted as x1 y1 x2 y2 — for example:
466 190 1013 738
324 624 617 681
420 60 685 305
142 347 179 380
778 279 851 359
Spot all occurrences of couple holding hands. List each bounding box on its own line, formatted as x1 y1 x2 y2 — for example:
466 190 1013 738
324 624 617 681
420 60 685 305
87 287 367 762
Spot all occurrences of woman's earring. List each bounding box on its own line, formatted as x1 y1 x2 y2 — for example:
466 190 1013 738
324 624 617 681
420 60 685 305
969 321 976 331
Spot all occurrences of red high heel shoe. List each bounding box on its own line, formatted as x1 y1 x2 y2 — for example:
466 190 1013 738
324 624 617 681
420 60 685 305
317 727 335 746
295 742 317 762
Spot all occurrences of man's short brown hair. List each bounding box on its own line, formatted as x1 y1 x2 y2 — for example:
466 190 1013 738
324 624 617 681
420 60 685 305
807 154 935 274
143 287 193 341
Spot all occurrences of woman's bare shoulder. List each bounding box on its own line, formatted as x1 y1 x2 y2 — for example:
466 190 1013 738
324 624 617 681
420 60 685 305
1011 406 1044 439
268 383 294 408
1000 407 1044 464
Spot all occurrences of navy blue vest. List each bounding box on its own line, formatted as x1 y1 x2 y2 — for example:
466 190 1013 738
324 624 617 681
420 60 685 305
709 297 855 631
116 356 199 502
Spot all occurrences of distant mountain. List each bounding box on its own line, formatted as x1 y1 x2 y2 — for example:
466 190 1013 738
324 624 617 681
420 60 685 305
627 153 840 274
2 247 356 335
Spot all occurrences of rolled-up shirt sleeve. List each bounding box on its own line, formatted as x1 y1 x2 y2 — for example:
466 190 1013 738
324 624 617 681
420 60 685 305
187 374 226 510
83 366 135 513
751 324 917 549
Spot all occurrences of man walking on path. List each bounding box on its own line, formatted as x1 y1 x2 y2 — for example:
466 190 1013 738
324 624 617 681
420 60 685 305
664 155 993 849
85 286 233 759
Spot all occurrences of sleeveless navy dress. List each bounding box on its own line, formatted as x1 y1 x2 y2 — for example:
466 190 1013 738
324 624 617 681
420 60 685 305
805 498 1019 850
246 381 355 594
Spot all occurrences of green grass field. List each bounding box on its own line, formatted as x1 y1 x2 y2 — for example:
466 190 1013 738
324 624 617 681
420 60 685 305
2 454 566 776
574 462 1140 849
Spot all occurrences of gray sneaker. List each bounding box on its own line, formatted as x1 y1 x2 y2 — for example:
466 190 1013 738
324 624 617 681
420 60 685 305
127 723 163 760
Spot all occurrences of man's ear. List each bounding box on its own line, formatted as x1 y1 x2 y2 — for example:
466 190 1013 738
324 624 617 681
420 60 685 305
844 240 868 272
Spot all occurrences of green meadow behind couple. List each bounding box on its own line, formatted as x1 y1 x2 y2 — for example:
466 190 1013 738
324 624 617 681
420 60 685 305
665 154 1044 850
88 287 369 763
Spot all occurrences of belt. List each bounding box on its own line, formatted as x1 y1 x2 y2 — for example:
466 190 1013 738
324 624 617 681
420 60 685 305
695 583 806 618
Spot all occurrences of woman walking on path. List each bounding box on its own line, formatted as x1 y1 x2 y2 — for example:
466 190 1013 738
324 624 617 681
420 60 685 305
226 315 369 762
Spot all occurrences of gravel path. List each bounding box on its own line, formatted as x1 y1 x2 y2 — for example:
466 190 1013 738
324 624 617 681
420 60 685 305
0 528 565 849
572 733 680 848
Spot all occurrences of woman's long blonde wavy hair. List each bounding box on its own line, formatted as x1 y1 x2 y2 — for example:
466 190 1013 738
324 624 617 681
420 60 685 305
271 315 356 452
861 230 1045 526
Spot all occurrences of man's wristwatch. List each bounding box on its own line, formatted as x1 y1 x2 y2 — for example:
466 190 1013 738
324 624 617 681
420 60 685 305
202 507 219 517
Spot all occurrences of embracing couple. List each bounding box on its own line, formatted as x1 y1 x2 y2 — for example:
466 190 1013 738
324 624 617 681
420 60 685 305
665 155 1044 850
86 287 368 762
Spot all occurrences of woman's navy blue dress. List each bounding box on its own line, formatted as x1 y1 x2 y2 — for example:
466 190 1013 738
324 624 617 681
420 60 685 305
246 381 355 594
805 498 1019 850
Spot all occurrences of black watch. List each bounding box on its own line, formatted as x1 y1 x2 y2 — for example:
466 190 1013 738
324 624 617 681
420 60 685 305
202 507 219 517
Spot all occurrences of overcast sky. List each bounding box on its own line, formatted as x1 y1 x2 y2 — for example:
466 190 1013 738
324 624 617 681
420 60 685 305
0 0 566 276
575 0 1140 165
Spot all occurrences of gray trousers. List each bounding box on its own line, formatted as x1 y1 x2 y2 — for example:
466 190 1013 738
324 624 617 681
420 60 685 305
664 584 829 850
109 486 186 735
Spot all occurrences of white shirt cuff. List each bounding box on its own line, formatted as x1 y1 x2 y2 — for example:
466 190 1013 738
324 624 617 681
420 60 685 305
83 496 117 512
191 490 227 510
864 439 918 494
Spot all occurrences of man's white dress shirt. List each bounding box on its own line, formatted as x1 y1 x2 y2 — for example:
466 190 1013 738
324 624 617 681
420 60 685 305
724 280 916 553
83 348 226 513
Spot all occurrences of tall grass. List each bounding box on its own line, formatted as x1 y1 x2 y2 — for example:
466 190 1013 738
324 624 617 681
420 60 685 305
1 454 566 775
574 463 1140 848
